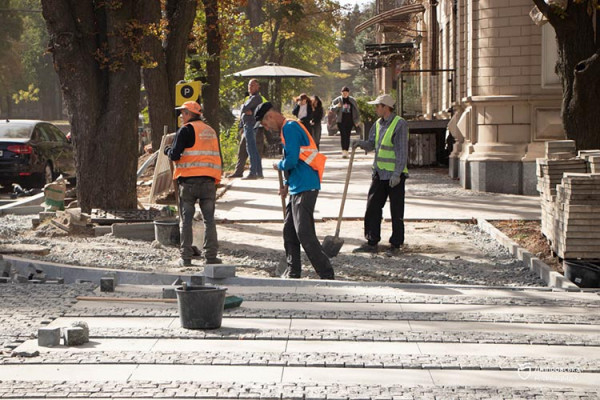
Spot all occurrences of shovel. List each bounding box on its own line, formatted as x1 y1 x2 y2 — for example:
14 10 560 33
322 146 356 257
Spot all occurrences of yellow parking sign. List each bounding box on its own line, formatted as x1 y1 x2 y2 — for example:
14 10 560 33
175 81 201 106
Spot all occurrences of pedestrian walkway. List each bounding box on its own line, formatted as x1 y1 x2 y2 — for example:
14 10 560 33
216 129 541 222
3 282 599 399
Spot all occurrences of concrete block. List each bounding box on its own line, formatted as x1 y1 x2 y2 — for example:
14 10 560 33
38 327 61 347
100 277 115 292
0 277 10 283
14 274 28 283
204 265 236 279
93 226 112 236
162 288 177 299
64 327 88 346
190 273 205 286
111 222 155 241
477 125 498 143
484 105 513 124
498 124 529 143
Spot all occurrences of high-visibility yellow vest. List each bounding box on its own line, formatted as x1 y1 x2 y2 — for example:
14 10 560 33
245 94 268 104
280 119 326 182
375 115 409 174
173 120 222 184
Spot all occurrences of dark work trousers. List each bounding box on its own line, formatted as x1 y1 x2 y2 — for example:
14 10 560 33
338 122 353 151
179 177 218 260
232 127 265 176
283 190 335 279
312 122 322 149
364 173 407 248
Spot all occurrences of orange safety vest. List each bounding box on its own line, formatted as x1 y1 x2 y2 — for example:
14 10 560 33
280 119 326 182
173 120 222 184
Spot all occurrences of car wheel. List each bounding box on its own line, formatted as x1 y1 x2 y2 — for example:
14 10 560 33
44 163 54 185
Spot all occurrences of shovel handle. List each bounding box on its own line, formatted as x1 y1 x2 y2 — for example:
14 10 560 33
335 146 356 236
277 169 286 219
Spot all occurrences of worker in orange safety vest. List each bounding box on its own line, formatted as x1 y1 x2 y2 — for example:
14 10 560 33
165 101 222 267
254 101 334 280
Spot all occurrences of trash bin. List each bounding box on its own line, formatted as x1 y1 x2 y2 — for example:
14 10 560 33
175 285 227 329
563 260 600 288
154 218 180 246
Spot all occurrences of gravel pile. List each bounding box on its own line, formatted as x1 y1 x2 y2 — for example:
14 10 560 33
0 212 544 287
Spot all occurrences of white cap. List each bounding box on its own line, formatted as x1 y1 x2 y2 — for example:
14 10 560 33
367 94 395 108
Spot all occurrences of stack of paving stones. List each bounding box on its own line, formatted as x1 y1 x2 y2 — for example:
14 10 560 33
1 284 599 399
537 140 600 260
536 140 586 241
0 283 95 357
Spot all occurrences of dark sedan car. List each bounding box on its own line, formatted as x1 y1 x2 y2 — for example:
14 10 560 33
0 120 75 188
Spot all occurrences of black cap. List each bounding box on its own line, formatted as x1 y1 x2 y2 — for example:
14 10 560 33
341 86 350 92
254 101 273 122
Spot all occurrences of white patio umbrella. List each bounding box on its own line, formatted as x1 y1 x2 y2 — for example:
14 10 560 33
228 63 319 110
228 63 319 78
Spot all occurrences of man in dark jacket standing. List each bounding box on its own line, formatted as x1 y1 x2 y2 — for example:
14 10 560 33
330 86 360 158
239 78 265 180
352 94 409 255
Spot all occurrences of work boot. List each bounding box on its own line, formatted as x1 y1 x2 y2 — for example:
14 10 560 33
352 242 378 253
227 172 243 178
342 150 349 159
385 244 404 257
191 246 202 259
178 258 192 267
241 174 259 180
280 267 301 279
205 257 222 264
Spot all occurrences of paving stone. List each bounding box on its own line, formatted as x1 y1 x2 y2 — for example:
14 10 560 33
64 327 88 346
100 277 115 292
37 327 61 347
203 265 236 279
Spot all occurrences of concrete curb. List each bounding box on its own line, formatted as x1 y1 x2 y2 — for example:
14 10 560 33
476 218 580 291
1 254 568 292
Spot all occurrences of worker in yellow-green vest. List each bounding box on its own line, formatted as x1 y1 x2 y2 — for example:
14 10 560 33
351 94 409 256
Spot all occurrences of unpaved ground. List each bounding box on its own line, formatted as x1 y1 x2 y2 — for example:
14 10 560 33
0 214 543 286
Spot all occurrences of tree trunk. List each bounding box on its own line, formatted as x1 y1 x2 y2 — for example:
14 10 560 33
143 0 198 151
202 0 221 135
141 0 175 150
533 0 600 149
42 0 140 212
246 0 263 48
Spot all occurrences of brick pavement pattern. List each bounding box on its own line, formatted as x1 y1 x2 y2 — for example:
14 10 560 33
1 282 599 398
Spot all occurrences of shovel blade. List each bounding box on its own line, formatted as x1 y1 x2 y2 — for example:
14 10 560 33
322 235 344 258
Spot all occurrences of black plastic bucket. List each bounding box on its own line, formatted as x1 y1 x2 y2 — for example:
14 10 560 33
563 260 600 288
154 219 180 246
175 285 227 329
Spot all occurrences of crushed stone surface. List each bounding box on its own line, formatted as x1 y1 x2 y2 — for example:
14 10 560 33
0 213 544 287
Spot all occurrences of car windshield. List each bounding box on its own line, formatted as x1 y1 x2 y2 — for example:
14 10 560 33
0 124 32 139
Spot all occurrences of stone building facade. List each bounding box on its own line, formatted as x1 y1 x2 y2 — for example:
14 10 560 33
367 0 565 195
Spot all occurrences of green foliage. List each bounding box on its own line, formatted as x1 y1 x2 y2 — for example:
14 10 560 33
0 0 26 98
12 83 39 103
354 96 378 124
219 121 242 172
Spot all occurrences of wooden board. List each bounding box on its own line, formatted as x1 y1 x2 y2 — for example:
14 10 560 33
149 133 176 204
